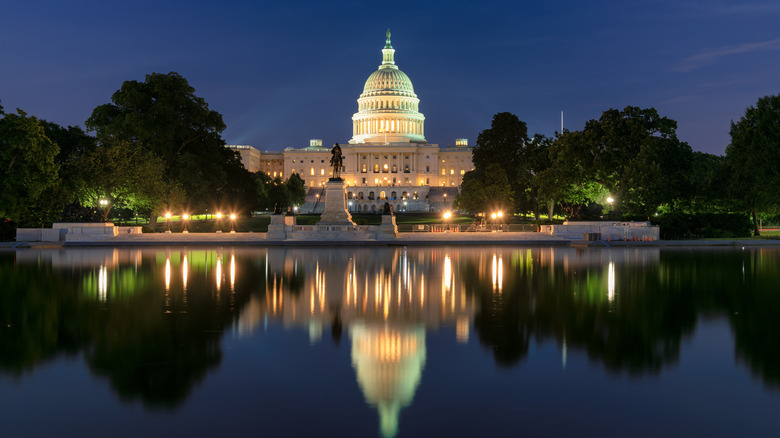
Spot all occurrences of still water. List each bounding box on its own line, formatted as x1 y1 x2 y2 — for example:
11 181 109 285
1 246 779 437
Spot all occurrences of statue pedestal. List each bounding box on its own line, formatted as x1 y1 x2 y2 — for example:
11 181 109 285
318 179 356 226
267 214 295 240
377 215 398 239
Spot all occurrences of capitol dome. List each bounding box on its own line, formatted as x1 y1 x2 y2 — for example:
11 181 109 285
350 30 426 144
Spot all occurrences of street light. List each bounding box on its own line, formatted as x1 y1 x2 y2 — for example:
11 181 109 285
607 196 614 205
497 211 504 231
182 213 189 234
216 212 223 233
165 212 172 233
230 213 236 233
443 210 452 231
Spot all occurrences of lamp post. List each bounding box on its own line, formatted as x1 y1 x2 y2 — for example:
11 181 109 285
165 212 172 234
182 213 189 234
490 212 497 231
230 214 236 233
216 212 223 233
497 211 503 231
443 211 452 232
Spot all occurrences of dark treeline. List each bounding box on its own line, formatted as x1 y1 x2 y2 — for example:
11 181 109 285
458 96 780 237
0 72 304 231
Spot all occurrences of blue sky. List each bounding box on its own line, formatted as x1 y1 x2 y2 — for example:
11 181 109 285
2 0 779 155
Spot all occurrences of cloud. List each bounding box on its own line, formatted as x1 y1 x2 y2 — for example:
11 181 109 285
672 37 780 72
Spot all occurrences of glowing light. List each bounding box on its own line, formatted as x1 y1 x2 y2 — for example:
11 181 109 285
607 197 614 204
182 213 189 220
165 257 171 291
492 254 503 292
98 265 108 301
230 253 236 292
443 211 452 220
230 214 236 220
497 211 503 218
182 254 188 291
165 212 171 219
608 262 615 302
216 257 222 291
216 212 223 219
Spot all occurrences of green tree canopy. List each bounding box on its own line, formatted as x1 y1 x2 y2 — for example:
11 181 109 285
455 164 513 215
85 72 252 218
0 108 60 222
726 94 780 235
69 140 167 220
544 107 692 218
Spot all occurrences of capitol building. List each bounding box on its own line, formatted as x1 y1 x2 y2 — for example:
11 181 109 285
229 31 473 213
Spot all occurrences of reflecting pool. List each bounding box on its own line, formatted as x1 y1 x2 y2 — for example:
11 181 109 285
1 246 779 437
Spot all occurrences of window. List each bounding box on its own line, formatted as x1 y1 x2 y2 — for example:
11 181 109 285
321 169 325 175
310 168 314 175
374 164 379 173
311 160 314 163
426 178 430 184
383 164 389 173
391 165 397 173
450 169 454 175
348 191 353 199
362 164 367 173
379 191 386 200
362 177 366 184
413 191 419 200
426 165 430 172
461 169 465 175
358 192 364 200
391 191 397 200
392 155 397 159
402 191 408 200
368 191 375 200
441 168 446 175
404 165 410 173
374 155 379 159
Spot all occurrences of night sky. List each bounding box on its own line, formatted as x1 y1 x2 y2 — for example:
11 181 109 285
2 0 779 155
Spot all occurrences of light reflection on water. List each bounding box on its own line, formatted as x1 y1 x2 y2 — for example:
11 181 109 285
2 246 780 437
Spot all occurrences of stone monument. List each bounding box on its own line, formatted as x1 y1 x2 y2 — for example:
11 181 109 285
318 144 356 226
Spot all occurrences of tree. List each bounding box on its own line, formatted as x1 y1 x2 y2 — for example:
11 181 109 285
0 108 59 223
70 140 167 220
455 164 513 216
286 173 307 207
20 122 99 226
472 113 530 212
545 107 692 218
85 72 250 222
726 94 780 235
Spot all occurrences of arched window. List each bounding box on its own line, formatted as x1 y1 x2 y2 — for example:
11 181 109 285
347 191 353 199
402 191 408 200
368 191 375 200
358 192 364 200
391 191 397 200
413 191 419 200
379 191 386 200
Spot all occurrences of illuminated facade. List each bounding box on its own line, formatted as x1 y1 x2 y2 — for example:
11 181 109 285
228 31 473 213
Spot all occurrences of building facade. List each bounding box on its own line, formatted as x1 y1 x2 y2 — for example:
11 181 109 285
228 31 473 213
